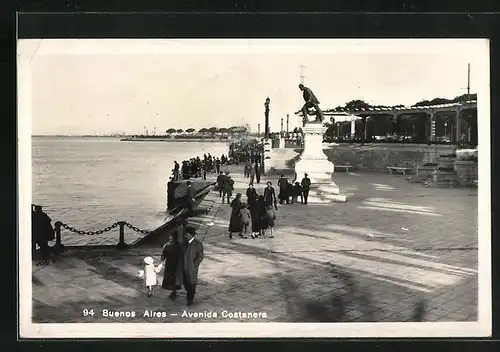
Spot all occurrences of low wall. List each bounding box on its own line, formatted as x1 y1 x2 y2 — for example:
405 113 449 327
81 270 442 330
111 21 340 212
289 144 456 172
167 180 213 210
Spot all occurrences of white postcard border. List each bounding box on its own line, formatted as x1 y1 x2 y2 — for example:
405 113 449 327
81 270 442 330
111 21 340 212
18 39 491 338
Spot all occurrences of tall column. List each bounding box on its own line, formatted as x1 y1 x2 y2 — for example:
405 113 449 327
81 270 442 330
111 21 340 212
350 119 356 139
429 112 436 142
264 97 270 139
361 116 367 144
455 107 461 144
286 114 289 133
392 114 398 135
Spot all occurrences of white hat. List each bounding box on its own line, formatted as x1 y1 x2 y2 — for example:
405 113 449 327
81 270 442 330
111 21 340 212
143 256 154 265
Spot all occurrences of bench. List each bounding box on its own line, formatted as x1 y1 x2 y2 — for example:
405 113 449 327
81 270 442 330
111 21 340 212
387 166 411 175
336 165 353 172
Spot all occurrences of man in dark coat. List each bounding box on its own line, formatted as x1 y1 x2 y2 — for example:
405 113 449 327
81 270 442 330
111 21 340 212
215 158 221 174
263 181 277 210
32 205 55 265
222 174 234 204
216 171 227 198
300 173 312 205
254 159 261 184
277 174 290 205
299 84 324 124
182 226 204 306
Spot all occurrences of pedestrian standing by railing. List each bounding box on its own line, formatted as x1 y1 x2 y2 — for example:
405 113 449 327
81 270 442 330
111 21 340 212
32 204 55 265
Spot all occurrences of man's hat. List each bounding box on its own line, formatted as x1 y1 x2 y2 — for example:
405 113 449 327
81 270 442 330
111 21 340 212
185 226 196 236
32 204 43 210
305 173 308 176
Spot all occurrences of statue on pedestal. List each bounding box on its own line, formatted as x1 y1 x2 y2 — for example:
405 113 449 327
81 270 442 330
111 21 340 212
299 84 324 126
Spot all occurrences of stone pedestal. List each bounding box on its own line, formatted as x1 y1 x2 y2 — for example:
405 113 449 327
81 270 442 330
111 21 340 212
279 137 285 148
294 123 346 202
263 138 273 173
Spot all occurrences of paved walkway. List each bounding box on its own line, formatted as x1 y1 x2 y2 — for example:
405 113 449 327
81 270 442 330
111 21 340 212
32 167 478 323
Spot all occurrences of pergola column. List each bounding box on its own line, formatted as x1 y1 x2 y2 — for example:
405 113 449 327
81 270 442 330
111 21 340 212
455 107 462 144
392 114 398 135
350 119 356 139
429 111 436 142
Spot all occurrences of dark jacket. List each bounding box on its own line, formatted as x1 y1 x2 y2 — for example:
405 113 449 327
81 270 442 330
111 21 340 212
223 178 234 196
216 174 228 187
246 187 258 205
182 238 204 285
161 241 183 290
302 86 320 104
301 177 311 190
32 210 55 243
263 187 277 207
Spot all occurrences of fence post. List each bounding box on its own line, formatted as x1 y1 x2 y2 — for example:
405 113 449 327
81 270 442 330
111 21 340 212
116 221 129 250
52 221 65 255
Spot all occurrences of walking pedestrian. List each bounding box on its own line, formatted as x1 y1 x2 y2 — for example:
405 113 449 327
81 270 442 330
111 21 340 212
222 174 234 204
138 256 163 297
301 173 311 205
161 233 183 301
228 193 243 239
182 226 204 306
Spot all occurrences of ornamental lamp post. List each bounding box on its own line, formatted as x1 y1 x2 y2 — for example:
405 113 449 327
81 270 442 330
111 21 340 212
258 123 261 137
264 97 270 139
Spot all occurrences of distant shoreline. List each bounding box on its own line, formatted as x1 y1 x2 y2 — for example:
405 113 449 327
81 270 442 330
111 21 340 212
120 137 230 143
31 135 233 143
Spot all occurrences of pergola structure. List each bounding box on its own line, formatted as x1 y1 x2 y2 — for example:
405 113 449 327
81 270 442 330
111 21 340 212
296 100 478 145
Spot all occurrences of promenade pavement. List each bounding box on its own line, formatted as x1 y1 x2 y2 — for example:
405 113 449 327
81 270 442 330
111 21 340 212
31 166 479 324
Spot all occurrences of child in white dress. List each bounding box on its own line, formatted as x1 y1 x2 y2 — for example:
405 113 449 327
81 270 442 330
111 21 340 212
138 256 163 297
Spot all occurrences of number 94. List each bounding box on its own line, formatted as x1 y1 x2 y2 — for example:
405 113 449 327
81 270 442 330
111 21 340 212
83 309 95 317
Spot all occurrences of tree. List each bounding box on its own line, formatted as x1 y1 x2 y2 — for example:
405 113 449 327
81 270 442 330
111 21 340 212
414 98 451 107
345 100 372 111
452 93 477 102
186 128 196 133
219 127 229 134
208 127 218 137
198 127 208 134
176 129 183 133
165 128 176 134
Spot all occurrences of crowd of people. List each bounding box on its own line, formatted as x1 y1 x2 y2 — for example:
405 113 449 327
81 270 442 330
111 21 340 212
215 166 312 239
171 153 229 181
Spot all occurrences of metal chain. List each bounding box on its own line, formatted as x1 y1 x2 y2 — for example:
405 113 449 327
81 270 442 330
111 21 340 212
59 221 120 236
123 222 150 235
58 221 150 236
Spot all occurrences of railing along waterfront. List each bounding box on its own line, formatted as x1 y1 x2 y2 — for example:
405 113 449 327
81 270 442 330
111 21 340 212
50 182 215 253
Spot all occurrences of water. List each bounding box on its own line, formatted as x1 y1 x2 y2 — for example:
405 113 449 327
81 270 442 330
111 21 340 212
32 137 228 246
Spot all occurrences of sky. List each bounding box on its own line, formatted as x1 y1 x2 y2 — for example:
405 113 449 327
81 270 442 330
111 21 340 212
20 39 489 135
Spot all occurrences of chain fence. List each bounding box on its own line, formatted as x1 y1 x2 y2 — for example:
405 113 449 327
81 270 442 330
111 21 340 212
57 221 150 236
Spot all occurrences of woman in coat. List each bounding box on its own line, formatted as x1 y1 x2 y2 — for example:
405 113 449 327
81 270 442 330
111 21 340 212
161 232 183 300
228 193 243 239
